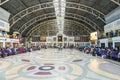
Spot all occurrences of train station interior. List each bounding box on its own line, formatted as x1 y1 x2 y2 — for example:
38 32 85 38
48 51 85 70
0 0 120 80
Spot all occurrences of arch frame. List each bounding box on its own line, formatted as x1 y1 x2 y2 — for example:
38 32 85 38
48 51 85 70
26 19 92 38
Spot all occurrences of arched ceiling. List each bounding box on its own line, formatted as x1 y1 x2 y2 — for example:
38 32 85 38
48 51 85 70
25 19 92 38
0 0 119 36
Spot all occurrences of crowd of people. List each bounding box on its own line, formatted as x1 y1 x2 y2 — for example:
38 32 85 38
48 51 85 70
1 44 120 62
0 46 41 58
78 46 120 61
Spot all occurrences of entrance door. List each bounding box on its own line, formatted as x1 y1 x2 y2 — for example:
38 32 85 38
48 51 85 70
58 35 63 42
101 43 105 48
115 42 120 50
108 42 113 48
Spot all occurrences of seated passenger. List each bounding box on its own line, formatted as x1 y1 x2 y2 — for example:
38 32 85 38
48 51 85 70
86 47 90 54
27 47 31 52
111 49 119 60
7 47 12 56
100 48 106 59
1 48 7 58
11 48 16 55
19 47 23 53
106 48 111 58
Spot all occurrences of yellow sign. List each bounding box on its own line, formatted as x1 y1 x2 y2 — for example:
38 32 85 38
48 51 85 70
12 33 17 37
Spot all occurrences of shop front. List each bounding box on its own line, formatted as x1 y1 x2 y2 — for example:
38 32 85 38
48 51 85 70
11 39 19 48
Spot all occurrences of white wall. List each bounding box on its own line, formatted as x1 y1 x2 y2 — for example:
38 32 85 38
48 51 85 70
0 20 10 32
0 7 10 22
105 6 120 24
99 39 108 47
112 37 120 48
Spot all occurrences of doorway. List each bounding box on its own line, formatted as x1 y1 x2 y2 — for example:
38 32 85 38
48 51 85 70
58 34 63 42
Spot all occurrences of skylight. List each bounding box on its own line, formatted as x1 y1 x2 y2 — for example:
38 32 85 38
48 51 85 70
53 0 66 33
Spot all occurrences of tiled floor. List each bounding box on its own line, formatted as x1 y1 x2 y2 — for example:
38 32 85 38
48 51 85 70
0 48 120 80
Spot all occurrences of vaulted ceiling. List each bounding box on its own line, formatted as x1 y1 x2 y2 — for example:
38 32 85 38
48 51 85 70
0 0 119 37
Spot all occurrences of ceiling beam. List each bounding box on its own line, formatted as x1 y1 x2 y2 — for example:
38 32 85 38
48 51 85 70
18 12 101 34
9 1 106 28
26 19 92 38
0 0 9 6
18 13 55 33
111 0 120 6
9 2 54 27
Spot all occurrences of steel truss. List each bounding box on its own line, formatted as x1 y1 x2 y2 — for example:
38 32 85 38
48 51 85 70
65 2 105 23
9 2 54 27
9 2 106 27
65 13 102 31
18 12 101 34
111 0 120 6
64 20 90 36
27 19 92 38
0 0 9 5
0 0 119 6
18 13 55 33
27 20 57 37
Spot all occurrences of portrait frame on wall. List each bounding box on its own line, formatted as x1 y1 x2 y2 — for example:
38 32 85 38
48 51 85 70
40 36 46 42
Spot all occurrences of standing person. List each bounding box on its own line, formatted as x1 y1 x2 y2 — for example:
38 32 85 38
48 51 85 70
39 45 41 50
60 43 62 50
94 47 99 57
1 48 4 58
101 48 105 59
27 46 32 56
7 47 12 56
106 48 111 58
90 47 94 56
86 47 90 54
14 47 18 54
118 50 120 61
1 48 7 58
84 46 87 53
19 47 23 53
0 48 2 57
11 47 16 55
93 47 97 56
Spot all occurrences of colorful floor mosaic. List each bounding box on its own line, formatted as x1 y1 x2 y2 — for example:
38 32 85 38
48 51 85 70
0 49 120 80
